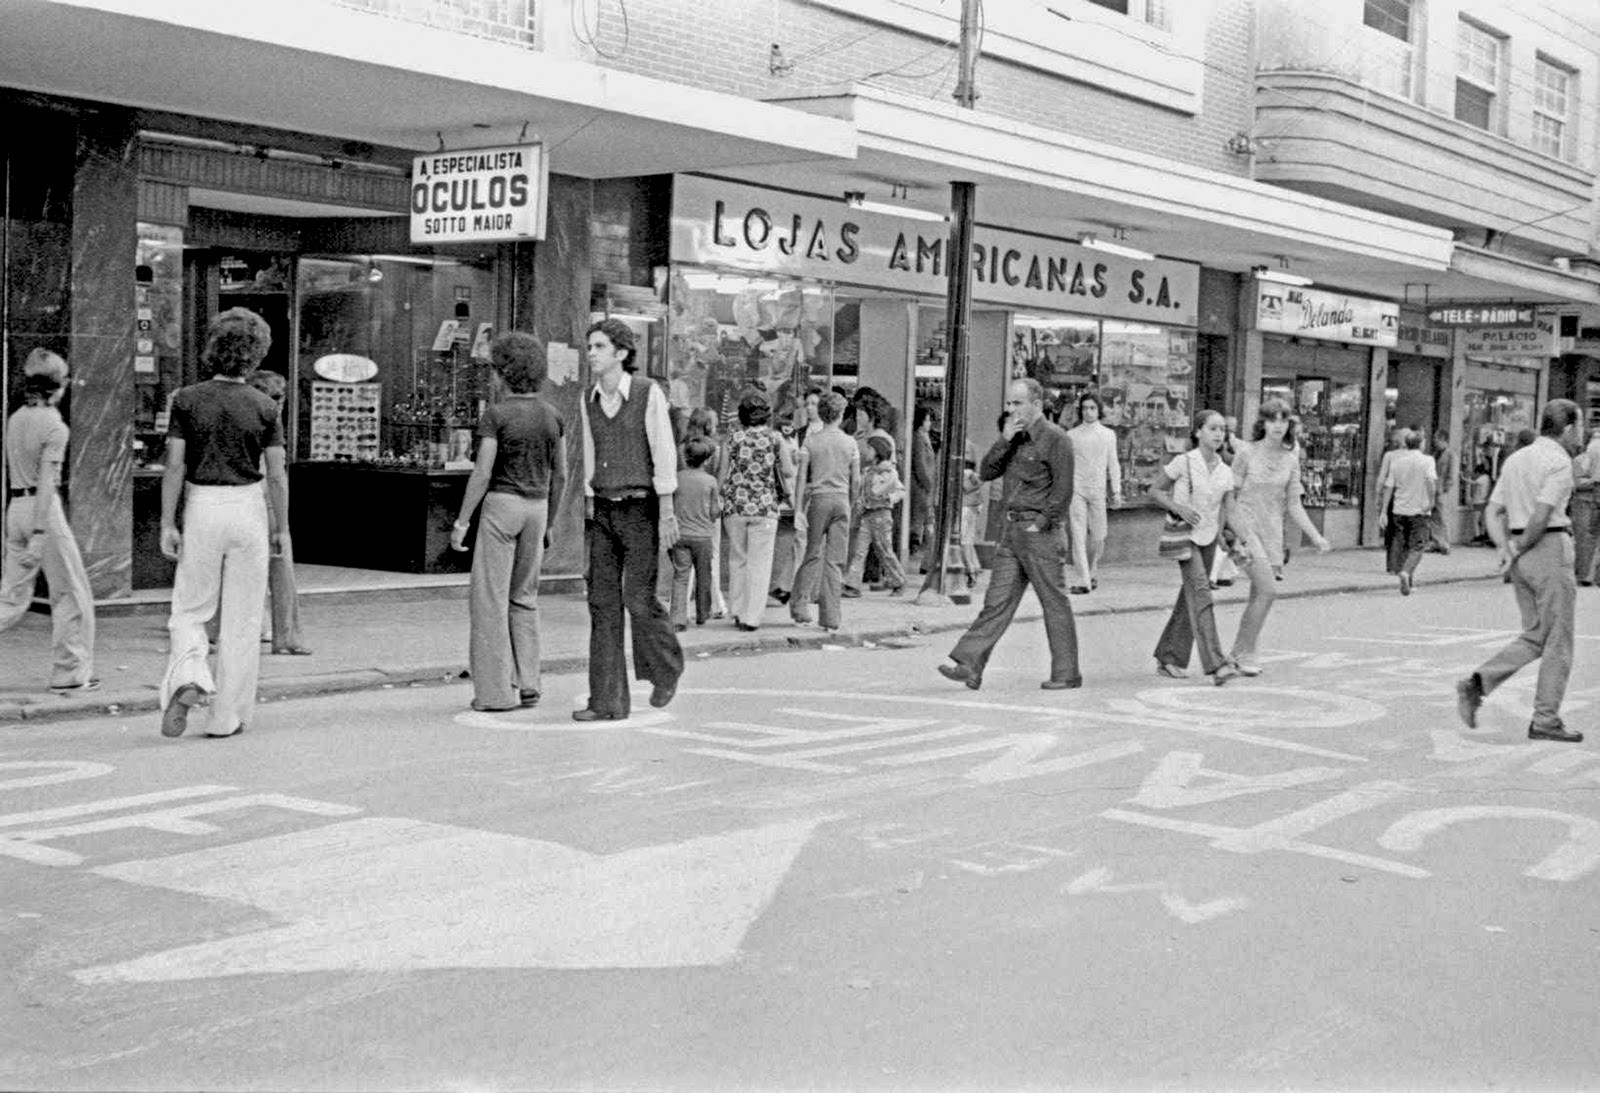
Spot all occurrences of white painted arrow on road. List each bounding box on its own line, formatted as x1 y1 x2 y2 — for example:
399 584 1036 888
75 815 821 983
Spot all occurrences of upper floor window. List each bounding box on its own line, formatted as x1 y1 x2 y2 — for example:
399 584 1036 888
1454 18 1503 132
1532 55 1574 159
1363 0 1412 42
1085 0 1169 30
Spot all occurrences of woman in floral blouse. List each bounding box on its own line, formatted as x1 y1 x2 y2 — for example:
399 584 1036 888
720 390 789 631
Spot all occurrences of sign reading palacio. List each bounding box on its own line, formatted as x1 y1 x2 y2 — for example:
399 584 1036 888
670 175 1200 326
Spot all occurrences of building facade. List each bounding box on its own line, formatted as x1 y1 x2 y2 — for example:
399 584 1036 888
8 0 1588 600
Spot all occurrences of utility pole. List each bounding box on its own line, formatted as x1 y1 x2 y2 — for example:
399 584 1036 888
921 0 981 602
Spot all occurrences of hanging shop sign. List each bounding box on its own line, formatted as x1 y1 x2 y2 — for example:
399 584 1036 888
1460 316 1557 357
1426 303 1536 327
1255 284 1398 347
670 175 1200 326
410 143 547 245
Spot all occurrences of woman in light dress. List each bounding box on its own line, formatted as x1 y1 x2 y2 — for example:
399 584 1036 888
1227 398 1330 674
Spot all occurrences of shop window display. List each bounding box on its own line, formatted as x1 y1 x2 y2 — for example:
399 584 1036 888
1262 376 1366 508
294 255 496 466
1098 321 1196 501
132 224 186 470
1459 388 1536 502
668 268 833 430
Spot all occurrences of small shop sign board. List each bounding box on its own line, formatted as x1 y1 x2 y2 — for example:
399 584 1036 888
1461 316 1557 357
410 144 547 245
1256 284 1398 347
1426 303 1536 327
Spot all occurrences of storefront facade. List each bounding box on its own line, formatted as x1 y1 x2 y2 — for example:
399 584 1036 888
656 174 1210 563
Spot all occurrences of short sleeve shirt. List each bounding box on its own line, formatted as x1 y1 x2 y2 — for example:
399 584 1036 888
169 379 283 485
803 427 860 496
1490 437 1574 530
478 395 565 499
1164 448 1235 546
4 405 69 489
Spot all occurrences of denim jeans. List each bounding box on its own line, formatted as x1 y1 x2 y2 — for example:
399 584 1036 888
586 495 683 717
846 509 905 591
1475 532 1576 730
949 521 1080 683
791 492 851 629
1153 539 1228 675
670 536 714 627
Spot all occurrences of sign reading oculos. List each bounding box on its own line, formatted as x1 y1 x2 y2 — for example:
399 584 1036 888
410 144 547 245
1256 284 1398 347
670 175 1200 326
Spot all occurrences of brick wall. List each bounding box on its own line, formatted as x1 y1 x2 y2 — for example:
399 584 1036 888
578 0 1256 177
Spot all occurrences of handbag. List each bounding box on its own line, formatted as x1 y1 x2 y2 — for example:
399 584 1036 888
1157 453 1194 562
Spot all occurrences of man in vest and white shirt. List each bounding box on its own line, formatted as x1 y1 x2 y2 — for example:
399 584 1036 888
574 318 684 721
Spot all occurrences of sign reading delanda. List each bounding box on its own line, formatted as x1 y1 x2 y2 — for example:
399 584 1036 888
410 144 547 245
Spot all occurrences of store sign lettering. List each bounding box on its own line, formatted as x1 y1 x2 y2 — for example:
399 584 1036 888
1461 320 1556 357
409 143 547 245
1256 285 1398 347
678 176 1199 326
1427 304 1535 327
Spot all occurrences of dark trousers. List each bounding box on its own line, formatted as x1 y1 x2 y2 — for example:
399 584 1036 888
1154 539 1227 675
669 536 714 627
586 496 683 716
949 521 1080 683
1386 512 1430 578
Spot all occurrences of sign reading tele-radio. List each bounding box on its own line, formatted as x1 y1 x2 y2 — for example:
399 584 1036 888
410 144 548 245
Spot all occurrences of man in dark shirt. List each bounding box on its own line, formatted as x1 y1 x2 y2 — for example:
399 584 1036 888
159 307 288 739
938 378 1081 691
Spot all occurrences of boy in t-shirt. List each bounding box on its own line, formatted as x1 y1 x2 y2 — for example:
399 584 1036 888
670 437 721 629
845 435 907 596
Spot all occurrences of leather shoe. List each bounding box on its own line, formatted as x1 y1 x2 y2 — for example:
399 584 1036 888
649 677 679 709
937 662 981 690
161 683 207 739
571 708 626 722
1529 720 1583 743
1041 677 1082 690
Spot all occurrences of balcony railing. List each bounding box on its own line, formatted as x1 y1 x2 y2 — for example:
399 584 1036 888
331 0 537 49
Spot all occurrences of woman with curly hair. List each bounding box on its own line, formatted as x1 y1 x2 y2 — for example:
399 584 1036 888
158 307 288 739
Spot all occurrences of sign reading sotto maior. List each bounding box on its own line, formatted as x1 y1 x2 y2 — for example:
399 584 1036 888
410 144 548 245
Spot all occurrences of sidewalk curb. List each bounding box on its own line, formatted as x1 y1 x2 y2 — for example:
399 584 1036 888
0 570 1499 726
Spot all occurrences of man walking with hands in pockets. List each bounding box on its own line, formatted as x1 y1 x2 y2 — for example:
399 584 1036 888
937 378 1080 691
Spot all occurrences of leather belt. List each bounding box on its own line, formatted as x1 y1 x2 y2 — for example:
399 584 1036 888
1005 509 1044 522
595 489 651 502
8 487 37 499
1511 526 1570 535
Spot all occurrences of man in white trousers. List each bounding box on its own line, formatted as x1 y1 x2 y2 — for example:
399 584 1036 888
158 308 288 738
1064 390 1122 594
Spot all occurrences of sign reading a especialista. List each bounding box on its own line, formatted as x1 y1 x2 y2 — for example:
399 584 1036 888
410 144 547 245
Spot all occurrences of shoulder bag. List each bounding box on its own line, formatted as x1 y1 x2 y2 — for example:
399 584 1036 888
1157 453 1195 562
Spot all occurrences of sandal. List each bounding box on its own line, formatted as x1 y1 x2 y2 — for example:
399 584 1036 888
1155 663 1188 679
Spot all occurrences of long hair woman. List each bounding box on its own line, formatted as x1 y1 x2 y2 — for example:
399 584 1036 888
1226 399 1330 675
1149 409 1242 686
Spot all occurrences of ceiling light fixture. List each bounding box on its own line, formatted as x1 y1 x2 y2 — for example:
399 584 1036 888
844 190 948 223
1253 265 1314 287
1078 233 1155 262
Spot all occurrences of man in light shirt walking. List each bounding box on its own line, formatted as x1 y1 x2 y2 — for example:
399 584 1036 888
1377 428 1436 596
1456 399 1584 743
1064 391 1122 595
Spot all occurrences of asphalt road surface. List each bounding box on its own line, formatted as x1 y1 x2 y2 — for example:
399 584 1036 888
2 581 1598 1091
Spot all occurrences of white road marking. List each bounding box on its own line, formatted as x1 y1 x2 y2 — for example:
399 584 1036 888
1064 867 1249 924
0 786 238 830
1378 806 1600 882
0 794 361 868
1129 752 1342 810
0 761 115 792
454 708 675 731
76 815 823 981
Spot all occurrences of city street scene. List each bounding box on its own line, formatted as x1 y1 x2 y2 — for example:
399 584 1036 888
4 0 1600 1089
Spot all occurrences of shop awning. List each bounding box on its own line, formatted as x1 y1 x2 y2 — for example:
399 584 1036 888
725 84 1469 297
0 0 857 177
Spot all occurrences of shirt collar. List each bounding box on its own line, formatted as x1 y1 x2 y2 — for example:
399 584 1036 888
591 372 633 402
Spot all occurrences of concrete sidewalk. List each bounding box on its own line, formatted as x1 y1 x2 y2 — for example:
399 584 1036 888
0 545 1503 724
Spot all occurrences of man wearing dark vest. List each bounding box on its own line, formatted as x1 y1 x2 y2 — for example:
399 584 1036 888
573 318 684 721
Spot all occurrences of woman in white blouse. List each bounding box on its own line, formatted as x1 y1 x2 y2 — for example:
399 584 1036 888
1148 409 1243 686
